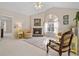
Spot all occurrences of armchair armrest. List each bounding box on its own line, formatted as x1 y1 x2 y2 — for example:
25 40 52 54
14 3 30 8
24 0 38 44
48 40 60 46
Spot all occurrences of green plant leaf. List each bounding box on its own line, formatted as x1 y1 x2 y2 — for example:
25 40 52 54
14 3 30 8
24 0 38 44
74 11 79 21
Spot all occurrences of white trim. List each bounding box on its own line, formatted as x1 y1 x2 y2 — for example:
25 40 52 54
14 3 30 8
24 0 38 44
0 15 13 38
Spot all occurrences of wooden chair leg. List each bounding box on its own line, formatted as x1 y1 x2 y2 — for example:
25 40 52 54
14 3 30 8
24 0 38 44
59 52 62 56
68 49 70 56
59 51 62 56
47 45 49 54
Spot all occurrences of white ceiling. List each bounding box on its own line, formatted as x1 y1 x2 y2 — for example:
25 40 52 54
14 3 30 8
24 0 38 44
0 2 79 16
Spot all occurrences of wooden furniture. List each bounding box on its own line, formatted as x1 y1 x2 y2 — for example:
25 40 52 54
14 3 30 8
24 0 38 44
14 29 24 39
17 31 24 38
47 31 73 56
15 31 24 39
1 28 4 38
14 29 32 39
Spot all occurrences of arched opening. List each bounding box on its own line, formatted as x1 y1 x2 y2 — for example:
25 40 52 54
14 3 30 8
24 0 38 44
44 15 58 37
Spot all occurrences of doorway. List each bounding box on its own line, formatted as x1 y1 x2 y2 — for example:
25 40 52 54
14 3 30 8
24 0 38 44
0 16 12 38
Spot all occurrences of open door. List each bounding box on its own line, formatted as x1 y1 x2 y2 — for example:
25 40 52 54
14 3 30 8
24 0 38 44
0 16 12 38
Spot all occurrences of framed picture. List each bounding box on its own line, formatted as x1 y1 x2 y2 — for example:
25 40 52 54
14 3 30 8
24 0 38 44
63 15 69 25
34 18 41 26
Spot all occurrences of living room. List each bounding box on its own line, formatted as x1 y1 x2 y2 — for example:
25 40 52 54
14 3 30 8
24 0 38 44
0 2 79 56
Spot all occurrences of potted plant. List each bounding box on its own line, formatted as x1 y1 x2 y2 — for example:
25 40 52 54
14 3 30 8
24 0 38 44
74 11 79 36
71 11 79 55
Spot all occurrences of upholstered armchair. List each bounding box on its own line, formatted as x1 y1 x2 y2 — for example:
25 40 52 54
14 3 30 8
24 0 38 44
23 29 32 38
47 30 73 56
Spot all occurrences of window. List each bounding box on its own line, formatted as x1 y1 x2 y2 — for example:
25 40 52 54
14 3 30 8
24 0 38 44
44 15 58 34
47 21 54 32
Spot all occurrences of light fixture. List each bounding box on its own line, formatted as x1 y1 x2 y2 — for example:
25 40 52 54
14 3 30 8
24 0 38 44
34 2 44 9
15 22 22 29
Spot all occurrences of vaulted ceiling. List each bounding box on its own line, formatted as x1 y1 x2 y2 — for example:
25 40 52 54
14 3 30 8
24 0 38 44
0 2 79 16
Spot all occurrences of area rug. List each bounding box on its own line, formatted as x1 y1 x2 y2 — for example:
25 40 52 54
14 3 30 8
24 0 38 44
23 37 75 56
23 37 49 51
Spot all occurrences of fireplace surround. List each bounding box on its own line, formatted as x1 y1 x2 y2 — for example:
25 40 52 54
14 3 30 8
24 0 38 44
32 28 43 37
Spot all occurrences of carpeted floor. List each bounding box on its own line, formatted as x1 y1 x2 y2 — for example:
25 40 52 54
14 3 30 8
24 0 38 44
23 37 76 56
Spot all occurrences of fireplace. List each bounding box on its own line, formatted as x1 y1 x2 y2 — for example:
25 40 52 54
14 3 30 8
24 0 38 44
33 28 43 37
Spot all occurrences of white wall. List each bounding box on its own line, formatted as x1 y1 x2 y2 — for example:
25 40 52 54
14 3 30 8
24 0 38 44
45 8 79 33
0 7 78 36
0 9 31 37
31 7 79 34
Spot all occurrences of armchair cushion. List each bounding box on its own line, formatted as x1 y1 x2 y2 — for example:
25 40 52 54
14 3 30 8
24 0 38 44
49 44 69 52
